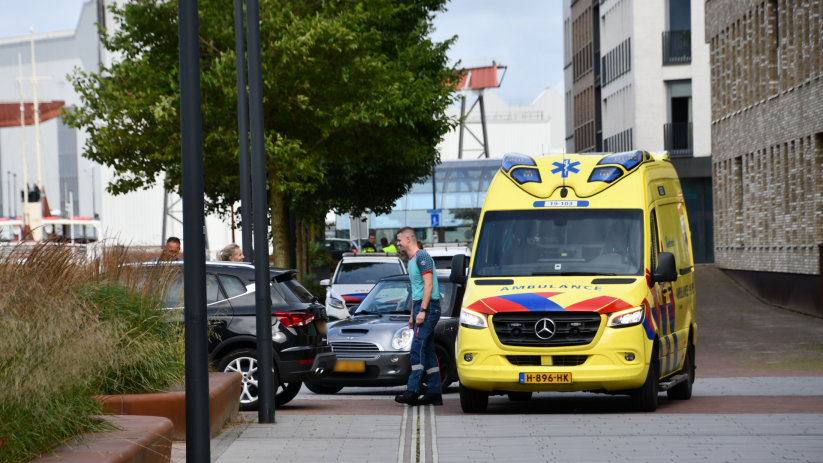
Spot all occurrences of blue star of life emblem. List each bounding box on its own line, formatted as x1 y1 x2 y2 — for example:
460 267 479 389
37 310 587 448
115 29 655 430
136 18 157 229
551 159 581 178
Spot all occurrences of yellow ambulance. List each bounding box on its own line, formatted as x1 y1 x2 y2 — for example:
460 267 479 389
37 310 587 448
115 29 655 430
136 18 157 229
450 151 696 412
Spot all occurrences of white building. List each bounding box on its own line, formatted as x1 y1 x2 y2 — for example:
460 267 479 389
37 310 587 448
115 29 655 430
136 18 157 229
438 87 566 160
0 0 234 255
562 0 713 263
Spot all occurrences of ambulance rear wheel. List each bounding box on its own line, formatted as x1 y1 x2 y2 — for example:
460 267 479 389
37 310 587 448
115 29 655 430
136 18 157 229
459 384 489 413
667 343 695 400
630 346 659 412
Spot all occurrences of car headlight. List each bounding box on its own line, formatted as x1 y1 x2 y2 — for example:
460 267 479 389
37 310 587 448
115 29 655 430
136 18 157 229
459 307 488 329
391 328 414 350
328 297 345 310
607 306 645 327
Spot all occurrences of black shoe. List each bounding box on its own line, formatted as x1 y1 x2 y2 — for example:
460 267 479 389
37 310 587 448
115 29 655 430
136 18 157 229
395 391 419 405
417 393 443 406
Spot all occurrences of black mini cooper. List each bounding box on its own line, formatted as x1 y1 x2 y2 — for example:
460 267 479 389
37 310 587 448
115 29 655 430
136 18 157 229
149 261 336 409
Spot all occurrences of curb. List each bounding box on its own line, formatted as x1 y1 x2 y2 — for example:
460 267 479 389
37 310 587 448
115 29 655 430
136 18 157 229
31 415 173 463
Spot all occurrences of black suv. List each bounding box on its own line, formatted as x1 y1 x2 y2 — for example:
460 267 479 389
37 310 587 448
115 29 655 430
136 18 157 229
152 261 336 410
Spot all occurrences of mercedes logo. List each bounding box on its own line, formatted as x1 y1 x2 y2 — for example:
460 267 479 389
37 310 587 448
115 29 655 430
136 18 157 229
534 318 556 340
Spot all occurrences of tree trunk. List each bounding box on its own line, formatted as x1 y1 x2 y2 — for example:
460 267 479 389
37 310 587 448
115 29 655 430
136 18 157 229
269 189 290 268
295 216 307 280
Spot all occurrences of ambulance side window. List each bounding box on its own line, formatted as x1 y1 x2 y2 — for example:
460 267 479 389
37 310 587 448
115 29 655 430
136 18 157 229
649 209 660 272
657 202 691 270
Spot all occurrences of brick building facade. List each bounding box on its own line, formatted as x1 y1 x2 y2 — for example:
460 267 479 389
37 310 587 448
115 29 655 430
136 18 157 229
705 0 822 314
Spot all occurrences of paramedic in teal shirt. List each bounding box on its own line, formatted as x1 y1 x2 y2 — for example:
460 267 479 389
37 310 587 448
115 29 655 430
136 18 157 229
394 226 442 406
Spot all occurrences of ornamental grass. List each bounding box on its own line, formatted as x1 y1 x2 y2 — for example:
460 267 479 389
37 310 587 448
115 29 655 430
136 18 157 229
0 243 184 462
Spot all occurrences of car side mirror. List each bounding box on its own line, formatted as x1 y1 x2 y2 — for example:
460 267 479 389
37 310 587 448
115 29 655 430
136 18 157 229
652 252 678 283
319 279 330 287
449 254 468 285
348 305 359 314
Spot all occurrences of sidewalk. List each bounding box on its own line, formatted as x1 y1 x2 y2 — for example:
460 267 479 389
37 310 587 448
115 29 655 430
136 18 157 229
170 377 823 463
172 266 823 462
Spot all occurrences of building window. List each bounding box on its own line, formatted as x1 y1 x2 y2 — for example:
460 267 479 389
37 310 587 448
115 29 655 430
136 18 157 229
603 128 633 152
601 38 631 86
664 80 693 156
662 0 691 64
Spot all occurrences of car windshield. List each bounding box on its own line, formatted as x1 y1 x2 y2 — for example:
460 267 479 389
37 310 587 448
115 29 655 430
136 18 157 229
472 209 643 277
335 261 404 284
325 240 354 252
354 280 454 315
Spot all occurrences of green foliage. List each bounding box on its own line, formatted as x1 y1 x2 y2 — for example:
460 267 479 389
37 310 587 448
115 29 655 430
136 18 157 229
0 245 184 462
63 0 457 221
83 281 185 395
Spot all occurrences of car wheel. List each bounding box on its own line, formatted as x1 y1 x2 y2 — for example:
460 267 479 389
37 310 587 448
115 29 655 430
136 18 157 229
630 345 659 412
276 381 302 406
667 343 695 400
507 391 532 402
459 384 489 413
435 344 455 389
304 382 344 394
217 348 279 412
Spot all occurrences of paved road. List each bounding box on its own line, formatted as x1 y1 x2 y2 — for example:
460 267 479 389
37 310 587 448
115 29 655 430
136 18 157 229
173 266 823 462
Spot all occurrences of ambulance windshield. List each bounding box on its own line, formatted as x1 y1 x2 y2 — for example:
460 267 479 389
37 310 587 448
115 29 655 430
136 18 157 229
472 209 644 277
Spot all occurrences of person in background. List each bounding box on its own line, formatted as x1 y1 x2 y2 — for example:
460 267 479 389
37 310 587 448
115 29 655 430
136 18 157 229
394 226 442 406
156 236 182 261
381 237 398 254
219 243 244 262
361 233 378 252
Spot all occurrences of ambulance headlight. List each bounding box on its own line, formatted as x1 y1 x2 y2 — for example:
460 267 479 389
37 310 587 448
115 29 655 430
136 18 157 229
460 308 488 329
391 328 414 350
607 306 644 328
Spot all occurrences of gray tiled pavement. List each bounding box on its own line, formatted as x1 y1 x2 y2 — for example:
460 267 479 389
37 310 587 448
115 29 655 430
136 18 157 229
192 377 823 463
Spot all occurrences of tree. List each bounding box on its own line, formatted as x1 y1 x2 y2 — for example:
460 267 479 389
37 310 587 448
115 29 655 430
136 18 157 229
64 0 457 273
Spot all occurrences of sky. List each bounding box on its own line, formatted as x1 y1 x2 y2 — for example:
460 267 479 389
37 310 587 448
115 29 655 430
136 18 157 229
1 0 564 105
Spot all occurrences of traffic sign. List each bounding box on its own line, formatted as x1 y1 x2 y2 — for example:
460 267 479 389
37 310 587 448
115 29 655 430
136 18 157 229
430 213 440 227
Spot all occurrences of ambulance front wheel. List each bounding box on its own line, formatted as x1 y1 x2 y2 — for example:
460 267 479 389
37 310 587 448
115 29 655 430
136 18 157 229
459 384 489 413
667 343 695 400
630 345 659 412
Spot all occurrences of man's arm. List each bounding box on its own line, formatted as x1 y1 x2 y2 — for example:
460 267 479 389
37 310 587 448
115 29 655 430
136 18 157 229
415 271 433 325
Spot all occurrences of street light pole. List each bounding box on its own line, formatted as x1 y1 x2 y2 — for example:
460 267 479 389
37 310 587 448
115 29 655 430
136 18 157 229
12 174 16 217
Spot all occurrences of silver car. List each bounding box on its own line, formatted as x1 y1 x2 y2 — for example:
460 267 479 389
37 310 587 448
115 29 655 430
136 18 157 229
304 274 464 394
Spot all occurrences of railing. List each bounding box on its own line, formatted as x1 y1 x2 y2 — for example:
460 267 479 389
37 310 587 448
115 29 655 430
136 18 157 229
662 30 691 64
664 122 693 157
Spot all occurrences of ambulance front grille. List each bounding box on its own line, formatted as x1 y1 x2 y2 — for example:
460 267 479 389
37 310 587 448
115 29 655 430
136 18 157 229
492 312 601 347
506 355 589 366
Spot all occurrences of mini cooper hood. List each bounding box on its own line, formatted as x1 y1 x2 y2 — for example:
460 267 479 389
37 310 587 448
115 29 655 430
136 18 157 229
330 314 409 330
465 276 648 315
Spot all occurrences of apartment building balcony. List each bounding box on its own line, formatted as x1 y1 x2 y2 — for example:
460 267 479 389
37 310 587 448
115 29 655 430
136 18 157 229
664 122 693 157
662 30 691 64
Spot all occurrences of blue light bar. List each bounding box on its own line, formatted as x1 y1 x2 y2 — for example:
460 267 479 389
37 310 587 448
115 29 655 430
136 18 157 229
588 166 622 183
597 150 643 171
502 153 537 172
510 167 541 184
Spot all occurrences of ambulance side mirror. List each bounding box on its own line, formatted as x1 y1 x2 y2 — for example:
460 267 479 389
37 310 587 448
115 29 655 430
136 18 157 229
449 254 468 285
653 252 678 283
